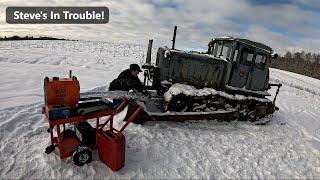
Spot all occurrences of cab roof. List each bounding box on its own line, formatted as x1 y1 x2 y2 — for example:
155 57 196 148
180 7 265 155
213 36 273 53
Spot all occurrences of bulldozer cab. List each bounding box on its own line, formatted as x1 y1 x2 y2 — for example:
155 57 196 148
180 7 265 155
209 37 274 93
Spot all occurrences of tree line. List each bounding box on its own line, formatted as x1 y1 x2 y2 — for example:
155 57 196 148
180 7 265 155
0 35 74 41
271 51 320 80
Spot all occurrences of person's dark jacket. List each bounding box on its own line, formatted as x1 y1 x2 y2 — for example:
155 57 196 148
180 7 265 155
109 69 144 92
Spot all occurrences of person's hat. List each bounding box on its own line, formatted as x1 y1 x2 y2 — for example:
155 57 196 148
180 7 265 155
130 64 142 72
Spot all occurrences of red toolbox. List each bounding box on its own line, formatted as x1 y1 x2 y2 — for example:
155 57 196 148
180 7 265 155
97 104 143 171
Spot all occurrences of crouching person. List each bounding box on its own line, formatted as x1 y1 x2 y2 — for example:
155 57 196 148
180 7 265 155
109 64 144 92
109 64 151 124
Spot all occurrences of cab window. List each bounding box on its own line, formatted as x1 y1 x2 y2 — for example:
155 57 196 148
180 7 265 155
216 43 223 56
208 42 216 55
232 44 240 62
221 44 229 59
255 53 267 69
233 50 238 62
213 41 232 60
240 47 254 66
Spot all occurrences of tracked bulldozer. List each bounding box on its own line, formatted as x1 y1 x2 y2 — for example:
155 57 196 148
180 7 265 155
82 26 282 124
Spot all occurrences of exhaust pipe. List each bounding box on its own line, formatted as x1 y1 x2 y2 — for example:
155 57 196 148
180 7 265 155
146 39 153 64
172 26 177 49
143 39 154 87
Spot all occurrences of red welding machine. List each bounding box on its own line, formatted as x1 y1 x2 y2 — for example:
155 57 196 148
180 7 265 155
43 73 144 171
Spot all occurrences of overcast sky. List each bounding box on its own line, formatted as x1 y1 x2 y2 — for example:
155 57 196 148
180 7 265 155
1 0 320 54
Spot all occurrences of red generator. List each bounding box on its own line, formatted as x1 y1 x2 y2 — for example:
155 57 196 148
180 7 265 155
97 104 143 171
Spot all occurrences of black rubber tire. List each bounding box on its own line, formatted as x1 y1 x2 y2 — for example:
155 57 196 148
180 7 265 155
72 146 92 166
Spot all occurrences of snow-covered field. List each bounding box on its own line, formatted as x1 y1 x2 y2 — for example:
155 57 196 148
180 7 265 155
0 40 319 179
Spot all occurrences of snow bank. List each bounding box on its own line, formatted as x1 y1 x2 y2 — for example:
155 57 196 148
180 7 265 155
270 68 320 96
164 83 270 102
163 83 218 101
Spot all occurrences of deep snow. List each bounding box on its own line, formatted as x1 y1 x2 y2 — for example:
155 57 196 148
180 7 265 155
0 40 319 179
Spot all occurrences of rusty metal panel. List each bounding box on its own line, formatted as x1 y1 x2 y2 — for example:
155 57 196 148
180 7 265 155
166 52 230 89
246 68 267 90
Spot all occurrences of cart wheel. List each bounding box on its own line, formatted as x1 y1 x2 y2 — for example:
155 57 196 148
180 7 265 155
72 146 92 166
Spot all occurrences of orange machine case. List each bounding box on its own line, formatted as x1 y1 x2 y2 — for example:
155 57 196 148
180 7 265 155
44 76 80 108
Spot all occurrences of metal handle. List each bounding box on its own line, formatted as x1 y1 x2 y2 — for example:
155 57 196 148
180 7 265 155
97 97 128 131
97 100 144 135
118 106 143 134
269 83 282 104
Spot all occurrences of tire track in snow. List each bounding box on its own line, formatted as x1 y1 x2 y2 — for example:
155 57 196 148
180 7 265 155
275 85 320 144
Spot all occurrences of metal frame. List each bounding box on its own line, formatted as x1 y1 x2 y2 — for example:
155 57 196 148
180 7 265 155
45 98 129 159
